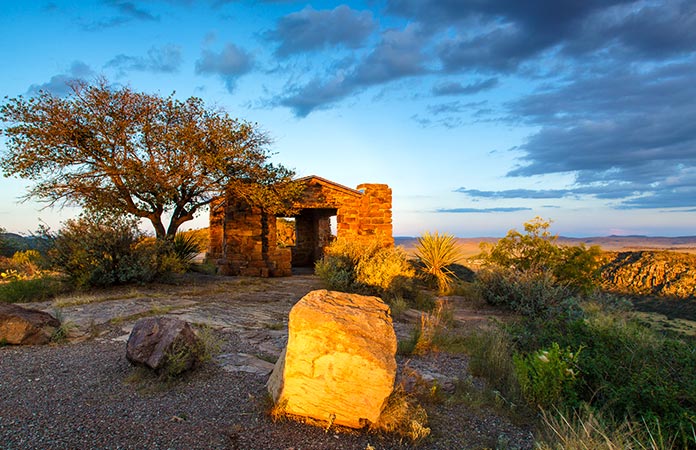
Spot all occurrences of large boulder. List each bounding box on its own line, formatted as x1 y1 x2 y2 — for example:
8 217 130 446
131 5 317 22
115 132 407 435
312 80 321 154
267 289 397 428
0 303 60 345
126 317 201 374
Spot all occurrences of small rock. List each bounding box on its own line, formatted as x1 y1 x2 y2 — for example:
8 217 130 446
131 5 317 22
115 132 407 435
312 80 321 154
0 304 60 345
125 317 201 374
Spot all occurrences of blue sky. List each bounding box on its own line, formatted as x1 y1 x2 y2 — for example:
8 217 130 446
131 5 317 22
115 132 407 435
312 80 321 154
1 0 695 237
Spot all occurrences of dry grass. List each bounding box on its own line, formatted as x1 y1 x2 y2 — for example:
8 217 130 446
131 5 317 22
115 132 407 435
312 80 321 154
536 407 688 450
371 386 431 444
413 298 455 355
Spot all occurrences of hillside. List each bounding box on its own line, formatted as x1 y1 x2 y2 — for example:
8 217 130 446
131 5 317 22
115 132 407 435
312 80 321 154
601 251 696 299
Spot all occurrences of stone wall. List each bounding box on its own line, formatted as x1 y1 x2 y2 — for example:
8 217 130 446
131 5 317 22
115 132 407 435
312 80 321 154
208 198 292 277
209 176 393 276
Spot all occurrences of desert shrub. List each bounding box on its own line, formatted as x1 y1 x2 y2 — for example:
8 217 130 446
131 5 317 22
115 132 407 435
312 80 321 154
157 326 221 381
479 217 602 293
480 216 561 272
315 238 416 299
513 342 582 410
513 296 696 446
49 309 76 343
7 249 45 278
0 276 65 303
411 298 455 355
388 296 409 318
475 267 572 316
464 327 523 407
356 246 416 298
0 250 46 280
314 255 355 292
49 212 180 288
371 386 431 443
555 244 603 294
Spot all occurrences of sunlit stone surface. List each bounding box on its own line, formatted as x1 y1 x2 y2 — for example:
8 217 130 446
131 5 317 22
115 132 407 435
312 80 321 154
267 289 397 428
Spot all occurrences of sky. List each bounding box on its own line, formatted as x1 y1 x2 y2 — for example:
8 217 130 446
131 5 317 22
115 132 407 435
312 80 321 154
1 0 695 237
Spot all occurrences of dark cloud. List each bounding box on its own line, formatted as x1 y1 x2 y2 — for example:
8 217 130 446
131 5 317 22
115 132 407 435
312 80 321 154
105 45 182 74
195 43 254 93
279 76 353 117
437 207 532 213
26 61 94 96
83 0 158 30
433 78 498 96
388 0 631 72
105 0 157 21
427 101 486 115
279 25 427 116
267 5 376 57
387 0 696 74
565 0 696 59
270 0 696 215
352 25 427 84
455 168 696 210
508 61 696 188
455 188 572 200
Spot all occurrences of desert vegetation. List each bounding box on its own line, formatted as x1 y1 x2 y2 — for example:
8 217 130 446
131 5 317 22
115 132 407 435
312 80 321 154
315 218 696 449
2 214 696 448
0 212 206 302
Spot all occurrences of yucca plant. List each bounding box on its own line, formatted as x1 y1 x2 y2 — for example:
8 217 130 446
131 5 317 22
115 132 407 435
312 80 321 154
172 232 203 266
415 231 461 294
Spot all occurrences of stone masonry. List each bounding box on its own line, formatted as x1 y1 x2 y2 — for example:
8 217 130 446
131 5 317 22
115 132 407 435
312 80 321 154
208 176 393 277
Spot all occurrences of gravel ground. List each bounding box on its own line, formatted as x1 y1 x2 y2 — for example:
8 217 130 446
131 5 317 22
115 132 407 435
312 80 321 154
0 328 535 450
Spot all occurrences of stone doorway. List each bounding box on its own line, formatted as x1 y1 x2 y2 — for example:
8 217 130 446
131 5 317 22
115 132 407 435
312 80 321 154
290 207 337 267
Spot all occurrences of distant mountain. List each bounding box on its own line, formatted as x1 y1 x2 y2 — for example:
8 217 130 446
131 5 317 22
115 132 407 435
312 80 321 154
0 232 47 257
394 235 696 256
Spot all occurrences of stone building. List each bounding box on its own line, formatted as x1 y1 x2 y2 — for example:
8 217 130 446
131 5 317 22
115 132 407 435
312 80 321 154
208 175 393 277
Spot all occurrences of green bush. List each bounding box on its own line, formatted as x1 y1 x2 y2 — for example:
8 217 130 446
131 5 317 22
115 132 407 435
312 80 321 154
49 212 180 288
464 327 522 406
514 342 581 410
478 217 602 293
514 297 696 446
475 267 572 316
315 238 416 299
0 276 65 303
356 245 416 298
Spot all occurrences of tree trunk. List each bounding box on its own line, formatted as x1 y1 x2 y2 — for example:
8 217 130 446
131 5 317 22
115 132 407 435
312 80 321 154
148 215 167 240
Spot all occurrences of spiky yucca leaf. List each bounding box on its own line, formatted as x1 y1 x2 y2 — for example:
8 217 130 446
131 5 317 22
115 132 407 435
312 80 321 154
172 233 203 265
416 231 461 294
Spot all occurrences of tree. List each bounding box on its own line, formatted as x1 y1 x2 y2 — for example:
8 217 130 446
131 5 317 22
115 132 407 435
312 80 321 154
0 80 300 240
479 217 602 293
481 217 561 272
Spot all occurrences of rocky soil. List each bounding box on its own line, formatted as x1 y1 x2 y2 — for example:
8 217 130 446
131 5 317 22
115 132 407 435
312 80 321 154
1 273 535 450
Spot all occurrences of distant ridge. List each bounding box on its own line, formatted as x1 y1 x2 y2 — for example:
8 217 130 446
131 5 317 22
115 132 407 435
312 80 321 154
394 235 696 256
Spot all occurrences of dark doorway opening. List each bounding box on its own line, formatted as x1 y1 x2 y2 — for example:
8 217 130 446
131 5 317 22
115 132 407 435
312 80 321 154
288 208 338 268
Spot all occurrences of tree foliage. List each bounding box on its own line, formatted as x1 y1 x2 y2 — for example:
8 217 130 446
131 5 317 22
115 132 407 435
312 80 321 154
0 80 301 239
479 217 602 293
482 217 561 272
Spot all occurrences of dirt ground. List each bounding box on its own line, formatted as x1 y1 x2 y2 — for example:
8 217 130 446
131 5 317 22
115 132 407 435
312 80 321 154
1 272 535 450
